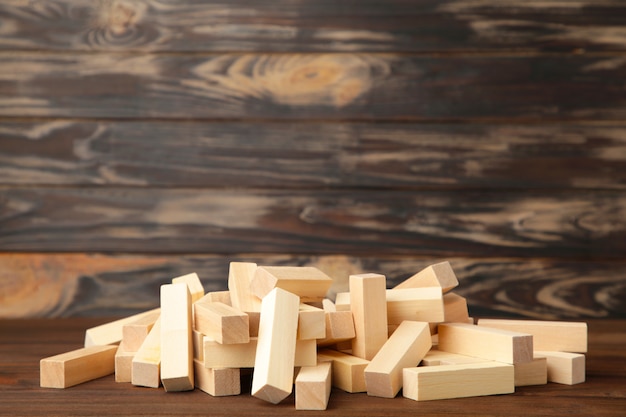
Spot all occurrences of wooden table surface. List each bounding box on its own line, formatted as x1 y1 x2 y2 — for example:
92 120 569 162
1 318 624 417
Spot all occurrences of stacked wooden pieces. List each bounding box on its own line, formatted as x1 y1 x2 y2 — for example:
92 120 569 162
40 260 588 411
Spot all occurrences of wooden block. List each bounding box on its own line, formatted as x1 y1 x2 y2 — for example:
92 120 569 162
421 349 489 366
334 292 350 311
121 309 160 352
84 308 160 347
248 311 260 338
298 303 326 340
131 317 161 388
317 349 369 393
200 290 232 306
477 319 588 353
227 261 261 312
350 273 388 360
322 298 336 312
295 362 332 410
393 261 459 293
442 292 470 323
192 329 205 361
160 283 194 392
317 310 356 347
365 321 432 398
40 345 117 389
194 359 240 396
115 343 135 383
386 287 445 325
251 266 333 303
403 362 514 401
438 323 533 364
515 357 547 386
172 272 205 303
251 288 300 404
534 351 585 385
194 300 249 344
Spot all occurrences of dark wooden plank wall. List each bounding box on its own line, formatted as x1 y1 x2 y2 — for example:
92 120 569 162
1 0 625 318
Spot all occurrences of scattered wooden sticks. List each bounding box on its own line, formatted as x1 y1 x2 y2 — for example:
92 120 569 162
40 261 589 410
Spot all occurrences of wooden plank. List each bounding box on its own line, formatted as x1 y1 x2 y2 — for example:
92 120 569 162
515 357 548 387
295 362 332 411
114 343 134 383
2 54 625 121
2 189 626 259
534 351 586 385
121 309 160 351
227 262 261 313
317 349 369 394
394 261 458 293
40 345 116 389
317 311 356 347
350 273 388 360
172 272 204 303
420 350 489 367
438 323 534 364
3 121 626 190
131 317 161 388
364 321 431 398
84 308 160 347
194 360 240 397
251 266 332 303
298 303 326 340
2 1 625 53
402 362 515 401
477 319 588 353
160 283 193 392
193 301 249 345
385 288 445 325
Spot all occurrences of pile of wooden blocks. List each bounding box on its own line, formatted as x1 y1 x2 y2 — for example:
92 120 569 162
40 261 587 409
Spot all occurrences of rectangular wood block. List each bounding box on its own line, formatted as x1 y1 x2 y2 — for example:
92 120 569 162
438 323 533 364
115 343 135 383
477 319 588 353
121 309 160 352
334 292 350 311
403 362 514 401
194 300 249 344
251 288 300 404
194 359 240 396
172 272 205 303
386 287 445 324
515 357 548 387
350 273 388 360
295 362 332 410
84 308 160 347
40 345 117 389
200 290 232 306
192 329 205 361
317 349 369 393
442 292 470 323
131 317 161 388
317 310 355 347
251 266 333 303
160 283 194 392
365 321 432 398
393 261 459 293
227 261 261 313
534 351 585 385
421 349 489 366
298 303 326 340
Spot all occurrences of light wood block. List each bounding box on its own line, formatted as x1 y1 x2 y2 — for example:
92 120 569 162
172 272 205 303
438 323 533 364
365 321 432 398
317 310 355 347
84 308 160 347
194 359 240 396
295 362 332 410
515 357 548 386
251 266 333 303
442 292 470 323
534 351 585 385
477 319 588 353
322 298 336 312
192 329 205 361
200 290 232 306
334 292 350 311
194 300 249 345
298 303 326 340
160 283 194 392
228 261 261 312
121 309 160 352
393 261 459 293
251 288 300 404
131 317 161 388
421 349 489 366
350 273 388 360
403 362 514 401
317 349 369 393
115 343 135 383
40 345 117 389
386 287 445 325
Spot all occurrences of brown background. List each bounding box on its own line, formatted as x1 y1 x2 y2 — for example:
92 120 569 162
1 0 625 319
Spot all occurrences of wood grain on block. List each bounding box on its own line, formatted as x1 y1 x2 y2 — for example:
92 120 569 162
298 303 326 340
251 288 300 404
394 262 458 293
194 359 240 397
121 309 160 352
386 288 445 325
248 311 260 338
350 274 388 360
295 362 332 411
202 291 232 306
131 318 161 388
228 262 261 313
443 293 470 323
172 272 205 303
364 321 431 398
160 283 193 392
515 357 548 387
403 362 515 401
420 350 489 367
438 323 533 364
40 345 116 389
84 308 160 347
477 319 588 353
251 266 332 303
334 292 350 312
317 311 356 347
114 343 134 383
317 349 369 393
194 301 249 345
534 351 585 385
